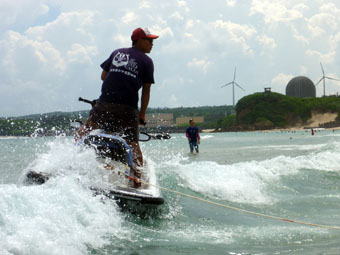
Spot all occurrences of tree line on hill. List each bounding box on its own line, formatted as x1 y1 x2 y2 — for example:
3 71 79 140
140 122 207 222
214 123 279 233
234 92 340 130
2 92 340 136
0 105 235 136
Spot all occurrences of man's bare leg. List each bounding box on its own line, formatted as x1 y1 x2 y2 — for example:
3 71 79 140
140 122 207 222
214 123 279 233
128 141 143 187
74 119 97 141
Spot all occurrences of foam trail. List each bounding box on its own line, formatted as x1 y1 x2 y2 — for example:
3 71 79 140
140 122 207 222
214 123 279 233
1 138 132 255
161 141 340 205
0 180 129 255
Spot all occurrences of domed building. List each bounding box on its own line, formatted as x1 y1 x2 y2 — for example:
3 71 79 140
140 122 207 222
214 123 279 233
285 76 316 98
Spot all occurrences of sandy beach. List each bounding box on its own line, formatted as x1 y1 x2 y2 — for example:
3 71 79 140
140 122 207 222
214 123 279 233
273 111 339 132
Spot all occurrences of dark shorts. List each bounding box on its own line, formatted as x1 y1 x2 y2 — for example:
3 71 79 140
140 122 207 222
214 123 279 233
189 141 199 153
89 102 139 142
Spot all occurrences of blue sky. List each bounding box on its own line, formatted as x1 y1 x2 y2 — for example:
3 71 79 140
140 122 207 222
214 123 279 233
1 0 340 116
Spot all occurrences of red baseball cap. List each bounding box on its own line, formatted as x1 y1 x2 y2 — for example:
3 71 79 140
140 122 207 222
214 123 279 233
131 27 159 41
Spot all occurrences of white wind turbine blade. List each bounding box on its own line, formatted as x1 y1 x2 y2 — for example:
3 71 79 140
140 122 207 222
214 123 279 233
315 77 324 86
235 82 245 91
325 76 339 81
221 81 233 88
233 67 236 82
320 62 325 76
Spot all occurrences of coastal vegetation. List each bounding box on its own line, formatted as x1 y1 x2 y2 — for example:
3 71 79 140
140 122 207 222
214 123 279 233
0 106 234 136
2 92 340 136
234 92 340 130
0 111 87 136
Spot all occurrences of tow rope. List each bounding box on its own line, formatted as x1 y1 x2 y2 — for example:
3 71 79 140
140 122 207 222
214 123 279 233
105 163 340 230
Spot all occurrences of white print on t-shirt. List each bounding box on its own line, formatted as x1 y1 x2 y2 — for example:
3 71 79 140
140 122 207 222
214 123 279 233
111 52 139 76
125 58 138 74
112 52 129 67
109 68 136 78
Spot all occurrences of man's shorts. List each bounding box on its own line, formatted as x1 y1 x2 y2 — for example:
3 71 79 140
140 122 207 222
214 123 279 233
189 141 199 153
88 102 139 142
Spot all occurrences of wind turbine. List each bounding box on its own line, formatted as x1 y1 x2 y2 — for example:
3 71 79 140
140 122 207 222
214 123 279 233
221 67 245 106
315 62 339 97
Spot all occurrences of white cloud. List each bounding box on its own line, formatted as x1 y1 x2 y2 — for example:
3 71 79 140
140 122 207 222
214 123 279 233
211 20 256 55
1 0 340 116
25 11 97 48
185 19 194 29
113 34 131 47
307 3 340 38
170 12 184 21
307 13 336 37
271 73 294 94
213 20 256 38
121 11 137 24
177 0 187 7
3 31 65 75
305 49 336 64
187 58 212 74
256 34 277 49
151 25 174 42
0 0 50 28
226 0 236 7
320 2 340 16
67 43 98 64
176 0 190 13
139 1 151 9
184 33 193 38
290 25 309 45
249 0 306 23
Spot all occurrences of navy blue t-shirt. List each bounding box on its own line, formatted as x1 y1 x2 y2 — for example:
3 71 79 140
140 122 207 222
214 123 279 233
186 126 200 142
99 47 155 109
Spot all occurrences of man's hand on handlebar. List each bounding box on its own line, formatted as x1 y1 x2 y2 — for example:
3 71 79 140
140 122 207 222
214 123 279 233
139 119 146 126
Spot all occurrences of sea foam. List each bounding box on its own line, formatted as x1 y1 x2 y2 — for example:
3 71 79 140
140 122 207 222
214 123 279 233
159 140 340 205
1 138 132 255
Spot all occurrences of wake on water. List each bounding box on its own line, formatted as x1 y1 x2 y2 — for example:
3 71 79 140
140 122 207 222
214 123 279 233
2 135 340 254
1 138 134 255
156 138 340 214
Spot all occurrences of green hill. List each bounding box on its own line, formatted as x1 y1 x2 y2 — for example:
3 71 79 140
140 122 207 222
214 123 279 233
233 92 340 130
0 111 89 136
0 105 233 136
3 92 340 136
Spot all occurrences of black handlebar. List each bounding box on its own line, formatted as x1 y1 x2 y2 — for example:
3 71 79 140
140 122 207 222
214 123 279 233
78 97 147 126
78 97 96 107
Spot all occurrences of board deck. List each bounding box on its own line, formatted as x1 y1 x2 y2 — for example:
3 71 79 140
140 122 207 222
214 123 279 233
23 171 164 206
90 186 164 205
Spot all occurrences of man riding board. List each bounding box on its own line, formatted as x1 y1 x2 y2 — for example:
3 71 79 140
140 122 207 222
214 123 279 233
76 27 158 187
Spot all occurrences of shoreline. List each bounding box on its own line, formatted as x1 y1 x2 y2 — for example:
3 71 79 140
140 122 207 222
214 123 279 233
0 136 22 139
2 112 340 136
2 126 340 138
202 126 340 134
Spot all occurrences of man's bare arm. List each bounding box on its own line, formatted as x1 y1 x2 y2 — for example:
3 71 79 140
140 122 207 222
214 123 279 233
101 70 108 81
139 83 152 123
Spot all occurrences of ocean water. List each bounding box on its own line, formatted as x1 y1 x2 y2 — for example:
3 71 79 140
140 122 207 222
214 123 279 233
1 130 340 254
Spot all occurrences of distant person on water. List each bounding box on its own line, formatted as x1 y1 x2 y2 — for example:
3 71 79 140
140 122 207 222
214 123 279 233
76 27 159 187
186 119 200 153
